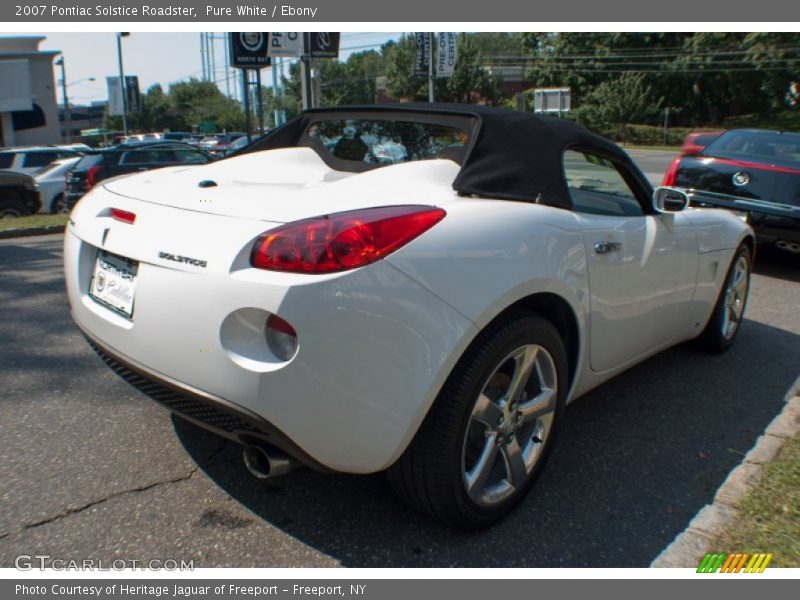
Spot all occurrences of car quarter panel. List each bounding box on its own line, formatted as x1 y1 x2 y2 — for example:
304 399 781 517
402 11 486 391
386 199 591 397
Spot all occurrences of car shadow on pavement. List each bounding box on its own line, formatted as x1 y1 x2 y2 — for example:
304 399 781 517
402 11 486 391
175 316 800 568
753 246 800 283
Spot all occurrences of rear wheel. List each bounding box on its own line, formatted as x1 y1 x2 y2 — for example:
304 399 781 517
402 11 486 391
388 312 567 529
0 193 30 219
51 194 70 214
696 244 751 353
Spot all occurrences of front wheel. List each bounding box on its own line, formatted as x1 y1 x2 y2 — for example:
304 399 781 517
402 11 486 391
388 313 568 529
696 244 752 353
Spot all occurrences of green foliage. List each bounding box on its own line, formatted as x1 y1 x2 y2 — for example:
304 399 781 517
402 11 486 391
384 33 505 104
104 79 246 134
523 32 800 131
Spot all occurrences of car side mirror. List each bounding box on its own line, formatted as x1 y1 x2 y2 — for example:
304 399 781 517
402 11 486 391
653 186 689 212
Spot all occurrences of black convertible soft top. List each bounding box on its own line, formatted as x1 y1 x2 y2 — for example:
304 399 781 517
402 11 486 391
245 103 642 210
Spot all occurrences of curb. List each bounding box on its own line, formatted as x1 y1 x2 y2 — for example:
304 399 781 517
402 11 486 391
651 377 800 567
0 225 65 240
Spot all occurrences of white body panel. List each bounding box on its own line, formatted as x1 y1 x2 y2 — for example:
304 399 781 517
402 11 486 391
64 148 753 473
34 157 80 212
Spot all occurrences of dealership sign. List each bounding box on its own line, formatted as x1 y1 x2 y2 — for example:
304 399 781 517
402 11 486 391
107 75 141 116
308 32 340 58
229 32 271 68
414 33 430 77
437 33 457 78
268 32 301 57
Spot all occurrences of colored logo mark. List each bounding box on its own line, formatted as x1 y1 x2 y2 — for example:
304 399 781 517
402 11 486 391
697 552 773 573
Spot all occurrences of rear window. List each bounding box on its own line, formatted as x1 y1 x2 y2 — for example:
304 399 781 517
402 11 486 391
73 154 104 171
703 131 800 168
0 153 14 169
305 118 468 169
693 134 720 147
21 151 59 169
119 147 209 165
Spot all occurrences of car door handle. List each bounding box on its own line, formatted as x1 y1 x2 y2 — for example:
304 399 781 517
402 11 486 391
594 241 622 254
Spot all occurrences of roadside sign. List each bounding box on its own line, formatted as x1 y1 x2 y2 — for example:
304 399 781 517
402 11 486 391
437 33 457 78
107 76 142 116
268 32 301 57
414 33 430 77
308 32 340 58
533 87 571 113
229 32 271 69
125 76 141 114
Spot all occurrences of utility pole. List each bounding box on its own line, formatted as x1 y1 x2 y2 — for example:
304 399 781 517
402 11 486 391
243 70 252 142
116 32 130 137
255 68 265 135
55 57 70 142
428 32 435 103
301 32 314 110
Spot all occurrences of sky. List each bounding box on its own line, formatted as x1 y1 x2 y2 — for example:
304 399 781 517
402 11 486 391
24 32 401 106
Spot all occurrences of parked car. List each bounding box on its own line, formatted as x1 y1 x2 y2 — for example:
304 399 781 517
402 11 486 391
0 170 41 217
33 156 81 213
209 132 247 156
161 132 193 142
0 146 83 176
64 141 213 209
680 131 723 156
65 105 754 529
196 135 223 152
663 128 800 253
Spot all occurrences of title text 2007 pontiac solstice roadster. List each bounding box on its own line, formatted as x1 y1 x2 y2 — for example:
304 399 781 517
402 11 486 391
65 105 754 528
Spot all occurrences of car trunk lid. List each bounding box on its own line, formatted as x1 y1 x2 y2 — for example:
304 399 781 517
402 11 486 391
102 147 460 224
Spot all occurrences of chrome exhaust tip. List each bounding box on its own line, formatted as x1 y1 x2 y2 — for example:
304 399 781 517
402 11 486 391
776 240 800 254
243 445 295 479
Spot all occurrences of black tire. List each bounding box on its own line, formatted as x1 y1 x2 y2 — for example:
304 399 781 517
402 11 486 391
388 311 568 529
696 244 752 353
51 194 70 215
0 193 31 219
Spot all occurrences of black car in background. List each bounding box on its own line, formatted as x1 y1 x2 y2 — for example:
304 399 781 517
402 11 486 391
65 141 213 209
663 129 800 254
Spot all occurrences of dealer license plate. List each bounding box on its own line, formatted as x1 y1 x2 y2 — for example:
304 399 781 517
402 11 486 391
89 250 138 319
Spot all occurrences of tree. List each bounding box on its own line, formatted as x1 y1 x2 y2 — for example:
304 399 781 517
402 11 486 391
573 73 663 139
385 33 505 104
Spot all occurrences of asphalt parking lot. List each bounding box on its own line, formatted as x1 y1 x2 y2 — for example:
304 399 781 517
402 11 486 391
1 228 798 568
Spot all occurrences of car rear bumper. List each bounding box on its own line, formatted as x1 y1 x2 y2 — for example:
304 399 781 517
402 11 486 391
77 327 334 471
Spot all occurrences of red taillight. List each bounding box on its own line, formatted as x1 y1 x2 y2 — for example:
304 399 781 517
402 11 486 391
251 205 446 274
661 156 682 186
110 208 136 224
85 165 101 189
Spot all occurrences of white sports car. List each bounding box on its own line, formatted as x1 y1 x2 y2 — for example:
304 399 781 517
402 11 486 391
64 105 754 528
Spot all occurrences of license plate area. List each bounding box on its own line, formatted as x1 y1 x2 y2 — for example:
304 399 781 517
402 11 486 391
89 250 138 319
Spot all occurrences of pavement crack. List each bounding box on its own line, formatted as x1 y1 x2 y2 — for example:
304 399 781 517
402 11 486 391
4 467 199 537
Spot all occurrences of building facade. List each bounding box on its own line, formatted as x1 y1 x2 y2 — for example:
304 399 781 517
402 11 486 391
0 36 60 147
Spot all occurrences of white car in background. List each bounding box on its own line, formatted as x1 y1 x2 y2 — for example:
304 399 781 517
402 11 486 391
64 105 754 528
0 146 83 176
34 156 81 213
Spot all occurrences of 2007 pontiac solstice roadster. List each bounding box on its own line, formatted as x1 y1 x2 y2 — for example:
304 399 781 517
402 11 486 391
65 105 754 528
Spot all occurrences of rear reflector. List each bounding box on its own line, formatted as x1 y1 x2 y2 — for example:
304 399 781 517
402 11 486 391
251 205 446 274
110 208 136 224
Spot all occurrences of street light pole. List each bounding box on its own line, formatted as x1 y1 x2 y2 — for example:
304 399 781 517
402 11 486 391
55 57 70 143
116 32 130 137
428 32 435 103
